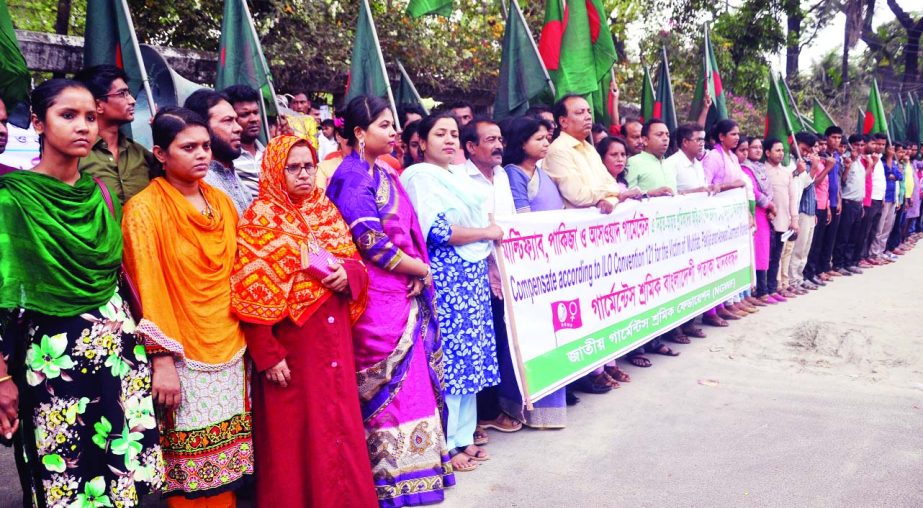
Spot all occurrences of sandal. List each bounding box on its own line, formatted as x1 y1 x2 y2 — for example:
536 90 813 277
477 413 522 433
627 355 652 368
668 332 691 344
573 373 612 394
450 450 478 472
649 344 680 357
604 365 631 382
682 325 707 338
461 445 490 461
473 427 489 446
702 314 728 327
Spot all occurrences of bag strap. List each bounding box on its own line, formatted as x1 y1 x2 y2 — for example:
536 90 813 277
93 177 116 218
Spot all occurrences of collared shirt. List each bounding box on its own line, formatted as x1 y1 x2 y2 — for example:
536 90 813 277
815 159 830 210
203 160 252 216
828 152 841 205
664 150 705 192
317 134 338 162
884 161 903 203
766 162 797 232
870 158 886 201
543 131 622 208
627 151 677 192
465 159 516 217
78 133 154 203
233 140 265 200
840 159 865 202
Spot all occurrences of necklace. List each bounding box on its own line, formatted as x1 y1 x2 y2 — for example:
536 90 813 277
198 187 215 220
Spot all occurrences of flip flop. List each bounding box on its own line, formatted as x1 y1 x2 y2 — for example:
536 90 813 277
605 365 631 382
627 355 652 368
462 445 490 462
473 427 489 446
450 452 478 472
668 332 691 344
682 326 707 338
650 345 680 357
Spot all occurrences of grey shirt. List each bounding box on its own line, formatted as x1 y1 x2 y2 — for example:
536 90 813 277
840 159 866 202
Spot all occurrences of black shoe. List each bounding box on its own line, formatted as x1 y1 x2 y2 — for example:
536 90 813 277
836 268 853 276
808 276 826 286
565 387 581 406
847 266 863 274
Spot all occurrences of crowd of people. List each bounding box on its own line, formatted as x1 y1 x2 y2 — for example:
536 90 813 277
0 64 920 508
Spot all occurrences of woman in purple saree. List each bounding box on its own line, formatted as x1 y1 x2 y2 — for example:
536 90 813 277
326 95 454 507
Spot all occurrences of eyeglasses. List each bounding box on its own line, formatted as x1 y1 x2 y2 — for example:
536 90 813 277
284 164 317 175
102 89 133 100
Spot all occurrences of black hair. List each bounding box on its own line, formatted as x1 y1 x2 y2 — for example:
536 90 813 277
736 135 750 148
552 94 585 128
591 123 608 135
73 65 129 100
417 112 458 150
763 137 784 152
447 100 473 112
398 103 427 125
872 132 888 142
795 131 817 147
824 126 843 137
623 116 642 128
342 94 391 148
30 79 93 153
151 106 209 149
320 119 335 129
461 116 497 158
401 119 422 167
710 119 739 144
641 118 667 137
183 89 229 121
675 123 704 144
595 136 630 187
847 134 864 145
502 116 553 167
223 84 260 105
525 104 552 117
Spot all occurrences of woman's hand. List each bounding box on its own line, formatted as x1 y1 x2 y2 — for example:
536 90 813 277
321 263 349 293
649 187 674 197
618 188 643 201
152 356 182 411
0 376 19 439
597 199 615 214
483 224 504 242
407 277 425 298
766 202 777 215
265 359 291 388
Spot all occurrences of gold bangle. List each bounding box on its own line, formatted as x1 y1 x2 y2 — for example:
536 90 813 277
0 375 12 384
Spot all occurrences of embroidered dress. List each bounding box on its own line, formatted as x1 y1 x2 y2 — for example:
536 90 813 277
0 171 162 507
327 153 455 507
122 178 253 500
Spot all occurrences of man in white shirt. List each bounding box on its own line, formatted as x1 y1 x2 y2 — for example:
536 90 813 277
462 117 523 436
665 123 718 194
225 85 265 200
860 134 888 261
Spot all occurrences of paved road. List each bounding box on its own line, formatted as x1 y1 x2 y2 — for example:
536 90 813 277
3 249 923 507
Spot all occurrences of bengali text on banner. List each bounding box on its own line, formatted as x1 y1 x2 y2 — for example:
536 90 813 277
496 188 753 403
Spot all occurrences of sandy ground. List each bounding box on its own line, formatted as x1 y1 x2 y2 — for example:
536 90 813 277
2 247 923 507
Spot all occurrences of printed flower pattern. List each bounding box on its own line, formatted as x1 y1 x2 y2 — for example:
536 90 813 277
427 214 499 395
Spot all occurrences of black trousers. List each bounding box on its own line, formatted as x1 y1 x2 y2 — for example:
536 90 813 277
754 269 768 297
858 200 882 262
819 205 841 273
833 199 863 269
804 208 830 280
767 231 785 294
887 207 905 251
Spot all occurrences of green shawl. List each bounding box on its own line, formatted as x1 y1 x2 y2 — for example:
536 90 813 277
0 171 123 316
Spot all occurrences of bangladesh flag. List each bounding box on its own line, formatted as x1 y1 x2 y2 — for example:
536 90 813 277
84 0 145 96
654 48 678 134
776 75 806 134
538 0 617 125
888 95 907 143
216 0 276 141
856 108 865 136
908 93 922 145
863 78 889 141
395 59 428 114
0 0 29 128
346 0 390 105
688 24 728 132
765 71 797 165
406 0 452 18
494 0 551 119
639 65 654 123
812 98 835 134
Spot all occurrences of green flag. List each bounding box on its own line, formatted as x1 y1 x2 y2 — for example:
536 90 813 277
406 0 452 18
908 93 922 145
888 96 907 142
216 0 276 141
654 48 678 134
0 0 29 127
395 60 428 114
863 78 889 141
765 71 798 165
494 0 551 119
84 0 145 96
538 0 617 124
346 0 390 104
639 66 655 123
688 24 728 132
812 98 835 134
777 75 806 134
856 108 865 136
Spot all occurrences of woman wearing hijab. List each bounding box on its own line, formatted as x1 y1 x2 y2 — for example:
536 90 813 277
231 135 377 507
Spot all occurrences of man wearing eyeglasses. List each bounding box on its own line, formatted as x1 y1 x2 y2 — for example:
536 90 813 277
76 65 156 203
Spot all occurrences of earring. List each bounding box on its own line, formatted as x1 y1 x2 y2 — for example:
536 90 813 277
359 139 366 160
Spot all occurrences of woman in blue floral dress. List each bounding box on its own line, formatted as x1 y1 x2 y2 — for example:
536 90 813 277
401 113 503 473
0 80 162 507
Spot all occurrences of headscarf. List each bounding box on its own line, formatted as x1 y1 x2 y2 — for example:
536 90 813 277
122 177 244 364
0 171 122 316
231 135 367 326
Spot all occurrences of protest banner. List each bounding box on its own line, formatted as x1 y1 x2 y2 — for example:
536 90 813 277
496 188 753 403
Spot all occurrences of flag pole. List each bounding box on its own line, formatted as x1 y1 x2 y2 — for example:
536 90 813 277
773 71 801 160
362 0 401 131
661 46 678 131
240 0 279 140
119 0 155 117
396 59 429 114
815 97 836 128
513 0 555 97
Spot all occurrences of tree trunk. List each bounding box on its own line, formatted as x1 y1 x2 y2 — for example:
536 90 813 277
904 28 921 93
841 16 851 95
786 14 802 82
52 0 72 78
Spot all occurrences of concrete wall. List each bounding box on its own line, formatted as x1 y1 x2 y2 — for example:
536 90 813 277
16 29 217 84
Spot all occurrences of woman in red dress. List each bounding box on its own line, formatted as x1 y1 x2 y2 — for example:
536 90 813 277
230 135 377 507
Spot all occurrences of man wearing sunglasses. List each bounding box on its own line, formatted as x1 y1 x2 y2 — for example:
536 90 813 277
76 65 156 203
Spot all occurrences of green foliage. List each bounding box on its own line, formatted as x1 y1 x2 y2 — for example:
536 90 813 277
9 0 88 35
